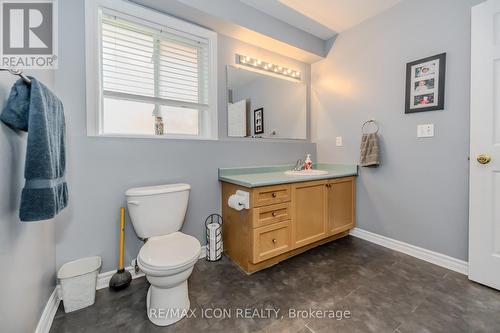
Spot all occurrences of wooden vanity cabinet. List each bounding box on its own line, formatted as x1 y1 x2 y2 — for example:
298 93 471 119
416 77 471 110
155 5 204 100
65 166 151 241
292 180 327 248
221 177 356 274
327 177 356 235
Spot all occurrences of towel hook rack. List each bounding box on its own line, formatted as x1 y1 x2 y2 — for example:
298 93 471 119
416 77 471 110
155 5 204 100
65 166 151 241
362 119 379 134
0 68 31 84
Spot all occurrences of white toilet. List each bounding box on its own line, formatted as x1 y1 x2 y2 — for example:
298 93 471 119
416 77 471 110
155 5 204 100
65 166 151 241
126 184 201 326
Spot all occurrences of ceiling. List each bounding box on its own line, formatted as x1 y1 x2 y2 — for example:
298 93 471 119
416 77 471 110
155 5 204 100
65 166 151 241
242 0 403 38
240 0 336 40
131 0 404 63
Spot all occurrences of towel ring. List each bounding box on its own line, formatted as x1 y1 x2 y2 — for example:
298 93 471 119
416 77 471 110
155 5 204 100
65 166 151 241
362 119 379 134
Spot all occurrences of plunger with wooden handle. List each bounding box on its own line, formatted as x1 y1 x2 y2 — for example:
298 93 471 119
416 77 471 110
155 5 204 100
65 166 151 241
109 207 132 290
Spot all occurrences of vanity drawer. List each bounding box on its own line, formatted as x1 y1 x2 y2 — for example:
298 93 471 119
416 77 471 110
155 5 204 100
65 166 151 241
252 202 291 228
251 221 291 263
252 184 291 207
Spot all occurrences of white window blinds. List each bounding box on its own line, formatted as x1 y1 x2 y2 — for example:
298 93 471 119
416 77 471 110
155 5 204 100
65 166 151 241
101 13 209 110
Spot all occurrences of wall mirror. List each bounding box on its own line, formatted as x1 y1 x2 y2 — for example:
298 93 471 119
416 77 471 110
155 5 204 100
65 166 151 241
226 65 307 139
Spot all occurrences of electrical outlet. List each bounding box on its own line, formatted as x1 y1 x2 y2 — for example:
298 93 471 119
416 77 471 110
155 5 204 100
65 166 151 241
417 124 434 138
336 136 343 146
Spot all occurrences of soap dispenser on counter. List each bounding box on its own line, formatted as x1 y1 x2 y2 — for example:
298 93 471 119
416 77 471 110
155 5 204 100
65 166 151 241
304 154 313 170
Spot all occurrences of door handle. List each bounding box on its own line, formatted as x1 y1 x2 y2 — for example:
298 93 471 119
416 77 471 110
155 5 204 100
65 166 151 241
477 154 491 164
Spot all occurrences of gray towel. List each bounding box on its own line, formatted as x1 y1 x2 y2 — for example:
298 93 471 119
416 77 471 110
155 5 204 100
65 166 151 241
1 77 68 221
360 133 380 167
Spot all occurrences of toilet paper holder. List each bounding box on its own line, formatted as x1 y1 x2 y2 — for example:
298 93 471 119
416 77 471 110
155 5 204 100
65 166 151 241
205 214 223 261
228 190 250 210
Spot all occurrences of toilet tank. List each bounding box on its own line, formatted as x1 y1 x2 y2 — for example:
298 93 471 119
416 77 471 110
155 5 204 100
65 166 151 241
126 184 190 239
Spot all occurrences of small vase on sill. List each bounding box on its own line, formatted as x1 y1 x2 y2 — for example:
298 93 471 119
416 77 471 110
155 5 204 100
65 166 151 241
155 116 164 136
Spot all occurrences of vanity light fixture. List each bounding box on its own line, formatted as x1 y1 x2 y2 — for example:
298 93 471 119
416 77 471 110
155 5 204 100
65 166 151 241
235 54 301 80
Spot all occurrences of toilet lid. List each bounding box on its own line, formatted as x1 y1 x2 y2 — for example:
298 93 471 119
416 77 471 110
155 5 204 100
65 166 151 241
138 232 201 270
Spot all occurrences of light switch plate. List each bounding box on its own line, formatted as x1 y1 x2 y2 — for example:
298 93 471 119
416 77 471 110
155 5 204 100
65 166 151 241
336 136 343 146
417 124 434 138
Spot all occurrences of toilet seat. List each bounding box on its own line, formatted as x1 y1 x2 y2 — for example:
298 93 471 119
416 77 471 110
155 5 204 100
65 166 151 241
138 232 201 274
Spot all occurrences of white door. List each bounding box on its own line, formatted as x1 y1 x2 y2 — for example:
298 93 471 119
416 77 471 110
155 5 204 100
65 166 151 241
228 99 247 137
469 0 500 290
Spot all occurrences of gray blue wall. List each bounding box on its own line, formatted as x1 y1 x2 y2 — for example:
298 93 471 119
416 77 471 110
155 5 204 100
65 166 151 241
312 0 483 261
55 0 315 272
0 71 56 332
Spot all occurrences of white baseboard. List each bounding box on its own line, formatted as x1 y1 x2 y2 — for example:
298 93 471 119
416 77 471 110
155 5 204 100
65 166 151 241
35 286 61 333
349 227 469 275
96 245 207 290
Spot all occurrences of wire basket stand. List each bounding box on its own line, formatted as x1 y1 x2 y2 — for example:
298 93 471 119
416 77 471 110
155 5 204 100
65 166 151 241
205 214 223 261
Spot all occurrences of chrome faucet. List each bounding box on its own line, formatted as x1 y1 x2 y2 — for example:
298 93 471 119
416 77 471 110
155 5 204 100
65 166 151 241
291 159 304 171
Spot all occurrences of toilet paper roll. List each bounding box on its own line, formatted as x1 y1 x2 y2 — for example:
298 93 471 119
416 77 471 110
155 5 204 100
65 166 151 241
228 194 244 211
207 223 222 260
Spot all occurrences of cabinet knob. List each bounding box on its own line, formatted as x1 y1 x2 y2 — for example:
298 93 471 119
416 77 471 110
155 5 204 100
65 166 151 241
272 211 277 217
272 193 277 198
272 238 277 244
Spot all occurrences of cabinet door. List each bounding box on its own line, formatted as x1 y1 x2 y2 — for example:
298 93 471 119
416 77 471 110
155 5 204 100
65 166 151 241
292 180 327 248
252 221 291 263
327 178 355 235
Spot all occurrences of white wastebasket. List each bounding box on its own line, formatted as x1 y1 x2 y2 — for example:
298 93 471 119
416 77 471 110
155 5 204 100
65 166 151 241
57 256 102 313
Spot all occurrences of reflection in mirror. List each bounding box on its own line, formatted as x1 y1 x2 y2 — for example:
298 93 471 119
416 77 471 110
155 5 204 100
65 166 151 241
227 65 306 139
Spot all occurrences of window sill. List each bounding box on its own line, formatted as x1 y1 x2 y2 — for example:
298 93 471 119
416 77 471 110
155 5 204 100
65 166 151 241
90 133 219 141
86 134 311 144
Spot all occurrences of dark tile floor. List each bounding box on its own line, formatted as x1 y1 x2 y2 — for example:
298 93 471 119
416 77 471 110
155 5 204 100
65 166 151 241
50 236 500 333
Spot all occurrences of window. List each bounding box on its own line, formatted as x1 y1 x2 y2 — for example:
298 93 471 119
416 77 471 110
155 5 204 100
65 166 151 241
85 0 217 139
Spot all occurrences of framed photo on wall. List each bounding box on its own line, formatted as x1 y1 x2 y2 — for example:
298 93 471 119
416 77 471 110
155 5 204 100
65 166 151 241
405 53 446 114
254 108 264 134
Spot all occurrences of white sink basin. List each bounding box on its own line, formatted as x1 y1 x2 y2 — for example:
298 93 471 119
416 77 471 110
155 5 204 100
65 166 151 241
284 170 329 176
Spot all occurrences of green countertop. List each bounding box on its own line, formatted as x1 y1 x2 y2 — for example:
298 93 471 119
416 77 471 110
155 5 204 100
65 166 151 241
218 164 358 188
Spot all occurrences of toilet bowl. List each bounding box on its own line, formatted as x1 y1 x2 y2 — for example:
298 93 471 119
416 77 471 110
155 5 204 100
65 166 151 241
126 184 200 326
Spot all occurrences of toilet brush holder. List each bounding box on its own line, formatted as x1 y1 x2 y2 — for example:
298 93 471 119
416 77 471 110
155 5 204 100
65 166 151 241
205 214 223 261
